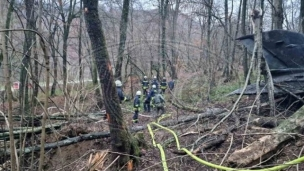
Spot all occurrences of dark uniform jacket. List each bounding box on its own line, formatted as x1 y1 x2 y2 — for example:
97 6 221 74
142 79 149 89
133 95 141 110
146 88 157 102
168 81 175 90
151 79 159 89
160 80 167 90
117 87 125 102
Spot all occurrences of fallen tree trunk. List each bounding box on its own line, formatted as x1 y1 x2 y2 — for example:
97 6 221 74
227 105 304 167
2 132 112 155
132 108 227 131
0 112 105 121
171 100 205 113
2 108 228 156
0 123 63 140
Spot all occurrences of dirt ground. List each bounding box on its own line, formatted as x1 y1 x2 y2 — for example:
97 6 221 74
1 93 304 171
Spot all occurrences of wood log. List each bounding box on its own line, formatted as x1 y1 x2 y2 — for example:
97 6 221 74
227 105 304 167
131 108 227 131
171 100 205 113
0 123 63 140
1 108 228 156
2 132 111 155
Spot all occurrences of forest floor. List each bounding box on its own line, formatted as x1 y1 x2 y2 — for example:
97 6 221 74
1 90 304 171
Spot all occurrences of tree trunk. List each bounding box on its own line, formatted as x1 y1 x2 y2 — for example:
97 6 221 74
161 0 169 77
32 43 39 103
252 7 263 115
1 0 15 68
59 0 76 96
20 0 35 116
301 0 304 33
50 23 58 97
114 0 130 80
241 0 249 83
230 0 241 79
37 0 50 170
83 0 139 168
206 0 213 101
187 18 193 70
272 0 283 29
223 0 230 78
170 0 180 80
1 1 17 170
78 0 83 97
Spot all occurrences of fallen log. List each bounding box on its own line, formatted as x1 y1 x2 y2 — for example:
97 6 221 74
227 105 304 167
171 100 205 113
2 108 228 156
171 134 227 155
131 108 227 131
0 123 64 140
3 132 111 155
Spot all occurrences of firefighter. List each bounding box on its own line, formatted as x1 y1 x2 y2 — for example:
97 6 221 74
144 84 157 113
160 77 167 94
151 75 159 90
168 79 175 91
115 80 127 103
132 90 142 124
152 90 165 116
142 75 149 96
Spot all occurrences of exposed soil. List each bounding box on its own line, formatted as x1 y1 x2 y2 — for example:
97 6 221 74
1 92 304 171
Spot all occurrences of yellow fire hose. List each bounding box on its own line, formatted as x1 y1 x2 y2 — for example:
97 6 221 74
147 120 304 171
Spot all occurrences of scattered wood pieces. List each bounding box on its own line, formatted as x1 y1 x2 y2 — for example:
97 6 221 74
87 150 109 171
127 160 133 171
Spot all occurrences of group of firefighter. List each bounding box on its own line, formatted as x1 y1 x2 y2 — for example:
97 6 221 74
114 76 175 124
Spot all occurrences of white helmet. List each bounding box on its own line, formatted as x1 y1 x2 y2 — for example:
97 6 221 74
115 80 122 87
144 75 147 79
152 85 156 89
136 90 142 96
153 76 157 79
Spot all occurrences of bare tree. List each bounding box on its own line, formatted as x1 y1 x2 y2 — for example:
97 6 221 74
47 0 60 96
20 0 35 115
272 0 283 29
1 1 17 170
242 0 249 82
114 0 130 80
78 0 83 95
169 0 180 79
223 0 230 78
83 0 139 169
206 0 213 101
58 0 77 94
160 0 169 77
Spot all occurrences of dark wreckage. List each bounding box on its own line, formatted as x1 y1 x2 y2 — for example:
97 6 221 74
229 29 304 109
